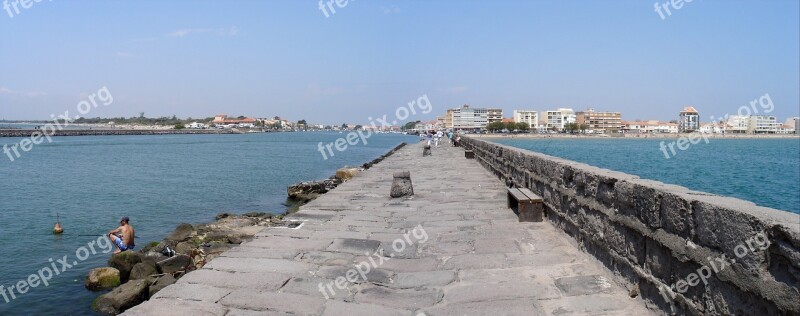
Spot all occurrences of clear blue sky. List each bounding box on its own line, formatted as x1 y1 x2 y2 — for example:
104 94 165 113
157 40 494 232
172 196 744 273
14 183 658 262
1 0 798 124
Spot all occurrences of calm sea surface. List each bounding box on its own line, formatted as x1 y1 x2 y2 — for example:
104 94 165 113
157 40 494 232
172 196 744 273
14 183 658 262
493 137 800 214
0 132 415 315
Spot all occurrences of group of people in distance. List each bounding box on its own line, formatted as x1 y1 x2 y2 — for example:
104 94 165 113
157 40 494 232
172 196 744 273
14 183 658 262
422 130 461 147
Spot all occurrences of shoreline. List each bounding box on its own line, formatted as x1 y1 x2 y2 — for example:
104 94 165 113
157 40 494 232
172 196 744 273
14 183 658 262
0 129 245 137
472 133 800 139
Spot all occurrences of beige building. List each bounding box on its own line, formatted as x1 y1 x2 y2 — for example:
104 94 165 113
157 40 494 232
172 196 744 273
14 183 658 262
444 109 454 129
747 115 778 134
576 108 622 132
487 108 503 124
513 110 539 128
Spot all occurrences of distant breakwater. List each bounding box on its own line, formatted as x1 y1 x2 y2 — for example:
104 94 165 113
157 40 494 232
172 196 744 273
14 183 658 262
0 129 247 137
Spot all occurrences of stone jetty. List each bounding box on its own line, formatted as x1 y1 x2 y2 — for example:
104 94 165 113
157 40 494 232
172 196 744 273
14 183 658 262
123 142 655 315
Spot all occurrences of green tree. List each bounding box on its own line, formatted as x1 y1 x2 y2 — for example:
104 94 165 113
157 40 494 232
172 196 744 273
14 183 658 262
402 121 420 130
516 122 530 132
486 121 505 133
174 122 185 130
565 123 579 134
579 124 588 134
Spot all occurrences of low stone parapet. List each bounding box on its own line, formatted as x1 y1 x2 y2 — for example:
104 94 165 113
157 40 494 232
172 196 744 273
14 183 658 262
461 136 800 315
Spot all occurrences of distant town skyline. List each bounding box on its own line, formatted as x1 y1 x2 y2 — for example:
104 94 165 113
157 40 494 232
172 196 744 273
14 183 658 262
1 1 798 123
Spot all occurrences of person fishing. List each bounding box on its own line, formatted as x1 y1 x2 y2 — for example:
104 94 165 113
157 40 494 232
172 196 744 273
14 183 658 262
107 216 135 253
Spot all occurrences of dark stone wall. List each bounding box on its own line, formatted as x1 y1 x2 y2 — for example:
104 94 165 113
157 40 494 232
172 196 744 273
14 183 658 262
462 136 800 315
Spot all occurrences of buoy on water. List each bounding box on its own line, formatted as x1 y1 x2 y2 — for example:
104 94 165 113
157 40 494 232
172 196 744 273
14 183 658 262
53 213 64 234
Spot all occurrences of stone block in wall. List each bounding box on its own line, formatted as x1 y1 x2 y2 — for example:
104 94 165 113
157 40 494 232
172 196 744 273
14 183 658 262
604 222 645 265
575 205 606 240
707 276 783 315
615 179 662 229
693 196 772 275
666 257 709 310
560 164 576 189
660 191 696 239
767 225 800 290
645 237 672 281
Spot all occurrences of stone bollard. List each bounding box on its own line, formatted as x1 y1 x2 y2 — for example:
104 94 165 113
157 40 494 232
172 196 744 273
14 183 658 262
390 171 414 198
465 150 475 159
423 145 432 157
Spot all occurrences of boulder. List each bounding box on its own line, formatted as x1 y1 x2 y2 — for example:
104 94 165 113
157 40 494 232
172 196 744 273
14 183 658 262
243 212 271 218
150 240 178 254
287 179 340 200
92 279 149 315
142 251 168 262
390 171 414 198
85 267 121 291
148 274 177 297
108 251 142 282
335 167 359 180
175 241 197 255
129 261 158 281
166 223 195 242
156 254 193 274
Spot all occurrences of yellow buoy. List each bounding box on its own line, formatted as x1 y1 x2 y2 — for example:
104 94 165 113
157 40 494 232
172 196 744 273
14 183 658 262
53 213 64 234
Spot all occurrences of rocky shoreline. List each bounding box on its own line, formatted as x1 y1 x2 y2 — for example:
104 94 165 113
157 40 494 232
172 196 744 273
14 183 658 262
87 213 294 314
85 142 407 315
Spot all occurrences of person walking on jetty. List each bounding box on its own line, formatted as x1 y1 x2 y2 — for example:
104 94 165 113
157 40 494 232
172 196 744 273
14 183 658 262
108 216 135 254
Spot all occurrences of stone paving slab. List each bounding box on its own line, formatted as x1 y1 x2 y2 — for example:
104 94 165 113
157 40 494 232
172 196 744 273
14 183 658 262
124 142 655 316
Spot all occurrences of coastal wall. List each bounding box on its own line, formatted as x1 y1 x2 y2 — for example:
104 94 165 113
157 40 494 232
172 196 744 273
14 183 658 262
461 136 800 315
0 129 243 137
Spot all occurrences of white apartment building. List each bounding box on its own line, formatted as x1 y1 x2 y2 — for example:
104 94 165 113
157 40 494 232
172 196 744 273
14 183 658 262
785 117 799 134
512 110 539 128
621 121 678 133
699 122 724 134
747 115 778 134
545 108 576 130
725 115 749 134
679 106 700 133
449 105 502 130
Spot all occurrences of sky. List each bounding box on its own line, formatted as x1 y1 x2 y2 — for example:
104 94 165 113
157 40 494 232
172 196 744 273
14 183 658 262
1 0 798 125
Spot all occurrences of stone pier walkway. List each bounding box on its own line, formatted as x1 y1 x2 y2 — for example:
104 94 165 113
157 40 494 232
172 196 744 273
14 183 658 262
125 142 654 316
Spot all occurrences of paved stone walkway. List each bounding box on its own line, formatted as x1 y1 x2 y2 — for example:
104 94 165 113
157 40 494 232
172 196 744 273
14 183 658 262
125 142 654 316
